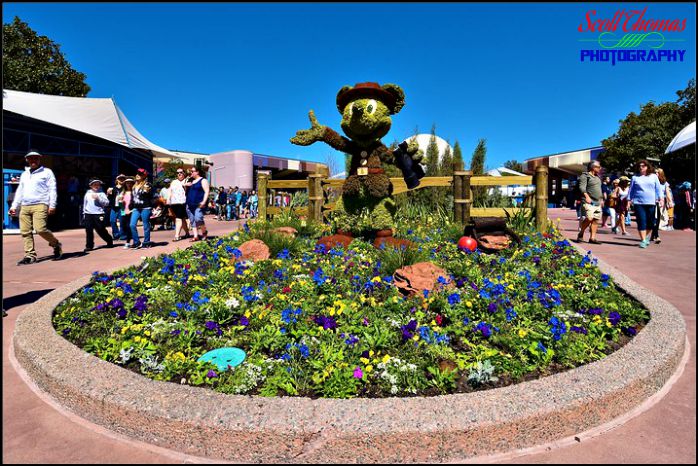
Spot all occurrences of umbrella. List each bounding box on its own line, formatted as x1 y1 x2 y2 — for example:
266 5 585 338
665 121 696 154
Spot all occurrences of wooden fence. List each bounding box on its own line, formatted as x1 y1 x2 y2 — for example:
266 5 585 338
257 166 549 232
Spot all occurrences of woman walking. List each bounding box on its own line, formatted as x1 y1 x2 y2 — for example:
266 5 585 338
215 186 227 221
628 160 664 249
118 178 135 249
185 167 210 241
168 168 191 241
651 168 674 243
129 168 154 249
614 177 631 236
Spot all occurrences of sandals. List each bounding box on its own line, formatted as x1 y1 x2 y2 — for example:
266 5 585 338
189 237 201 242
172 237 182 242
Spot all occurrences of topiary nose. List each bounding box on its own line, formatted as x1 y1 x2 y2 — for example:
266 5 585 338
353 104 364 116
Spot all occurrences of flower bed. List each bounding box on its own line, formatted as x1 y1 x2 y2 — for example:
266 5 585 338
52 222 649 399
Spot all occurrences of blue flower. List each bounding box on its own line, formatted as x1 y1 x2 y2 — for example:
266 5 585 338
608 312 621 326
548 316 567 341
447 293 461 305
169 311 179 318
537 342 547 353
281 307 302 325
277 249 290 260
313 268 327 286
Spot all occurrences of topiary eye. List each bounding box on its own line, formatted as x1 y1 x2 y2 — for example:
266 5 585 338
366 99 377 115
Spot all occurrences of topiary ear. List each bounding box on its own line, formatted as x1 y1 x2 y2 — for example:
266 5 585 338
382 83 405 114
336 85 353 113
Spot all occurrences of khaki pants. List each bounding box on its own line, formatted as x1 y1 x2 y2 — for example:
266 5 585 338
19 204 59 259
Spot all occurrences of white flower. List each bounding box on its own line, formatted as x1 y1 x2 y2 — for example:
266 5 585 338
118 347 134 364
226 297 241 309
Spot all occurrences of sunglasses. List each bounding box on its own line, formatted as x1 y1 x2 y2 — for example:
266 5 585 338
176 171 185 174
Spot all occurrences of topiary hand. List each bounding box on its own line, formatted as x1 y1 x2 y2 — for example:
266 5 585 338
290 110 326 146
407 140 424 163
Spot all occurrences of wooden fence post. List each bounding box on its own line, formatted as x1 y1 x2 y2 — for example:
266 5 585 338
463 170 472 225
535 165 548 233
258 173 268 221
308 173 325 223
453 171 466 225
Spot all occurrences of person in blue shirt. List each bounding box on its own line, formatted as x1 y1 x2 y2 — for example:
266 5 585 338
82 179 114 252
628 159 664 249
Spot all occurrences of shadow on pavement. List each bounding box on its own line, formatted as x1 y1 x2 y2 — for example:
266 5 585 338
3 289 55 311
35 251 88 263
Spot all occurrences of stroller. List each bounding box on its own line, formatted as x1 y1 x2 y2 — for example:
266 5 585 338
149 199 174 231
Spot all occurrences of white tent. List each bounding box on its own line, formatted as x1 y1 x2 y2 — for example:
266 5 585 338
2 89 177 158
665 121 696 154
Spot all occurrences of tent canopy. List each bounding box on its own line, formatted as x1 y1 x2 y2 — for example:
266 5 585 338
2 89 176 158
665 121 696 154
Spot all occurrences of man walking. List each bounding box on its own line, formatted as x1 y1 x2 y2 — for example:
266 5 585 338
83 179 114 251
576 160 604 245
9 151 63 265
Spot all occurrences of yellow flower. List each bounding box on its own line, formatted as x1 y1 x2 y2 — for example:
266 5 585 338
391 296 399 304
133 336 142 343
412 334 420 341
369 350 374 357
143 330 151 337
382 354 391 364
365 365 373 373
518 329 528 338
272 259 283 267
329 308 336 316
360 357 370 364
121 326 130 334
244 310 251 318
116 289 124 297
466 301 473 308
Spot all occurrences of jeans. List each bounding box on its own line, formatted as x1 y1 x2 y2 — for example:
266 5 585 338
129 207 152 245
109 208 121 238
634 204 656 231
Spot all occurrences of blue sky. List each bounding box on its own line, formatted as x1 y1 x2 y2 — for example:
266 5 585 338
3 2 695 170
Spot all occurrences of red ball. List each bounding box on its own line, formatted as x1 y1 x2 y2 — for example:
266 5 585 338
458 236 477 252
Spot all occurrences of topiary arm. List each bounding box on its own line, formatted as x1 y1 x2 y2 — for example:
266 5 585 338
290 110 327 146
290 110 352 152
407 139 423 163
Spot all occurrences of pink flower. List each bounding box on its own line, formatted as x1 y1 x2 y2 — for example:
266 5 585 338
353 367 363 379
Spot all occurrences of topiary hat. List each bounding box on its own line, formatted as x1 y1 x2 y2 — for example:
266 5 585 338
336 82 405 115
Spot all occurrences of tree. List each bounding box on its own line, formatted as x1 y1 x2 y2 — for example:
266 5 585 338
470 139 487 206
600 79 695 184
439 143 453 176
452 140 464 171
3 16 90 97
425 124 440 176
504 160 525 173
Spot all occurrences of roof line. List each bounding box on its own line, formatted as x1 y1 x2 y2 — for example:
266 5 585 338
111 97 132 148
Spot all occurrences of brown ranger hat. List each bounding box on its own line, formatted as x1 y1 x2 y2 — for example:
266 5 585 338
336 82 400 115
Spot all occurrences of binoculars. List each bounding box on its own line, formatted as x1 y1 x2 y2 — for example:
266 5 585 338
393 141 425 190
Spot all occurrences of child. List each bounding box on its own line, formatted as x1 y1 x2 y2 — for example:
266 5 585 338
83 179 113 252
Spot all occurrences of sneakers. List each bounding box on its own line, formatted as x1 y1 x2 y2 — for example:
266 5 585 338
17 256 37 266
130 242 143 249
654 238 662 244
53 242 63 260
639 239 649 248
122 243 132 249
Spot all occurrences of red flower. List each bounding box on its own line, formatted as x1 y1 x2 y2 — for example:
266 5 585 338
282 286 291 293
435 315 443 326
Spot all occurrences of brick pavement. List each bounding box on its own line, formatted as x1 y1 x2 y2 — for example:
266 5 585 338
2 210 695 463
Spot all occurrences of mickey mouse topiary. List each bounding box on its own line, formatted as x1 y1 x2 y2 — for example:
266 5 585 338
291 82 423 246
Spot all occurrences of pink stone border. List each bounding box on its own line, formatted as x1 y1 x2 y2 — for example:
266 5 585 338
12 256 686 463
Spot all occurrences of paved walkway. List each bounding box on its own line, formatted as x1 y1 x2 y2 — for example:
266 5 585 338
2 210 695 463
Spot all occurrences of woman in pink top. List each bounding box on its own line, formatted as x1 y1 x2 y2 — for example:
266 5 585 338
118 178 135 249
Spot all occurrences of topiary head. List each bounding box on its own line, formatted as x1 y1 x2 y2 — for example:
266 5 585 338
336 82 405 144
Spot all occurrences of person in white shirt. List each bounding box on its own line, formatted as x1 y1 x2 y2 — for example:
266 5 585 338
82 179 114 252
9 151 63 265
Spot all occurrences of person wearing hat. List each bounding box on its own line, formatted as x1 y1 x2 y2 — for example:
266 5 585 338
82 179 114 252
118 177 136 248
158 178 172 230
128 168 154 249
9 151 63 265
106 174 127 240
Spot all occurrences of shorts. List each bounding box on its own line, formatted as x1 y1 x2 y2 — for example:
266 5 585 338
170 204 188 220
186 204 205 226
582 203 602 221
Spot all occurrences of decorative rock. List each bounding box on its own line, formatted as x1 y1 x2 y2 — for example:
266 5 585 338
198 348 246 371
478 235 511 251
393 262 454 296
236 239 270 262
317 234 353 251
272 227 298 238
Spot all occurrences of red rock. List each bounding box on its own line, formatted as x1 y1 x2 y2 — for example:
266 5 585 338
272 227 298 238
393 262 453 296
317 234 353 250
236 239 270 262
478 235 511 251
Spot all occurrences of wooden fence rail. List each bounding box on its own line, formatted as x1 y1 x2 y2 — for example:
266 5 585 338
256 166 548 232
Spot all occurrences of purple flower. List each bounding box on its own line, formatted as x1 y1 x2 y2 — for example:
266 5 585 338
206 370 217 378
353 367 363 379
313 315 338 330
570 326 588 335
116 308 127 319
239 316 250 327
623 326 638 336
608 312 621 326
487 302 498 313
205 321 219 331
